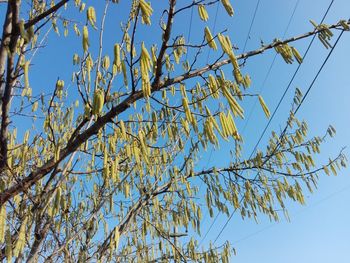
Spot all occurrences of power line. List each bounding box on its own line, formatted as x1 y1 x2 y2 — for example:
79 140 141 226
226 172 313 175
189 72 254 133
211 0 337 245
241 0 300 135
213 26 343 246
242 0 261 53
202 0 261 175
206 1 220 63
247 0 335 158
198 0 301 247
293 30 344 116
185 0 195 61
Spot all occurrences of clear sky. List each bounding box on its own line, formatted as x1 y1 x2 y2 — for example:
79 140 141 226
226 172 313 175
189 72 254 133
1 0 349 261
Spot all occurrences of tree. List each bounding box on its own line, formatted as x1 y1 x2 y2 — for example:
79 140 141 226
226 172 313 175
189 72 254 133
0 0 348 262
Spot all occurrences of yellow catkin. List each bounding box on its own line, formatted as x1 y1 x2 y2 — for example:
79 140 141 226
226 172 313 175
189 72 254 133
258 95 270 118
80 2 86 12
113 43 122 73
243 74 251 88
23 60 30 89
56 79 65 90
92 89 104 115
221 0 234 16
217 33 231 54
151 45 157 65
291 47 303 64
120 120 127 139
182 97 193 123
114 227 120 250
13 217 28 257
219 112 229 138
140 42 152 97
102 55 110 70
204 27 217 50
0 205 6 243
207 74 219 98
217 34 243 84
53 187 61 214
139 0 153 25
198 5 209 21
82 26 89 52
121 61 128 86
205 107 223 138
226 111 239 139
340 20 350 31
5 230 12 262
19 20 29 43
87 6 97 28
218 76 244 118
84 103 91 118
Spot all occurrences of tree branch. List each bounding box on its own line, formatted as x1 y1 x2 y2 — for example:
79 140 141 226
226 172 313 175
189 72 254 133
151 0 177 89
0 19 348 206
24 0 70 29
160 20 350 88
0 0 20 171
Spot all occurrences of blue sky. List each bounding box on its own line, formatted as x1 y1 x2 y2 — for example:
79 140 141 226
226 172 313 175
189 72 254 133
1 0 350 261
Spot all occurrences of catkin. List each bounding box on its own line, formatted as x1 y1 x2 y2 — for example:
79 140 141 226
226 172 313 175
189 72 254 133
56 79 65 91
120 120 127 140
204 27 217 50
113 44 122 73
217 76 244 118
291 47 303 64
19 20 29 43
340 20 350 31
139 0 153 25
217 33 231 54
182 97 193 123
102 55 110 70
13 217 28 257
221 0 234 16
82 26 89 52
5 230 12 262
23 60 30 89
84 103 91 118
140 42 152 97
114 227 120 250
121 60 128 86
87 6 97 28
198 5 209 21
0 205 6 243
92 89 105 115
226 111 239 139
258 95 270 118
207 74 219 98
217 34 243 84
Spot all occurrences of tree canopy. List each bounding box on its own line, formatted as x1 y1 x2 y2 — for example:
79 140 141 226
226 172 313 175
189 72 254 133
0 0 349 262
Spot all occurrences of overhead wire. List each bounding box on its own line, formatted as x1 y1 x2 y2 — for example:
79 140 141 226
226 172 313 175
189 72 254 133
206 1 220 63
242 0 261 53
241 0 300 135
201 0 261 183
213 1 340 244
247 0 335 159
198 0 336 246
201 0 260 180
185 0 195 61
